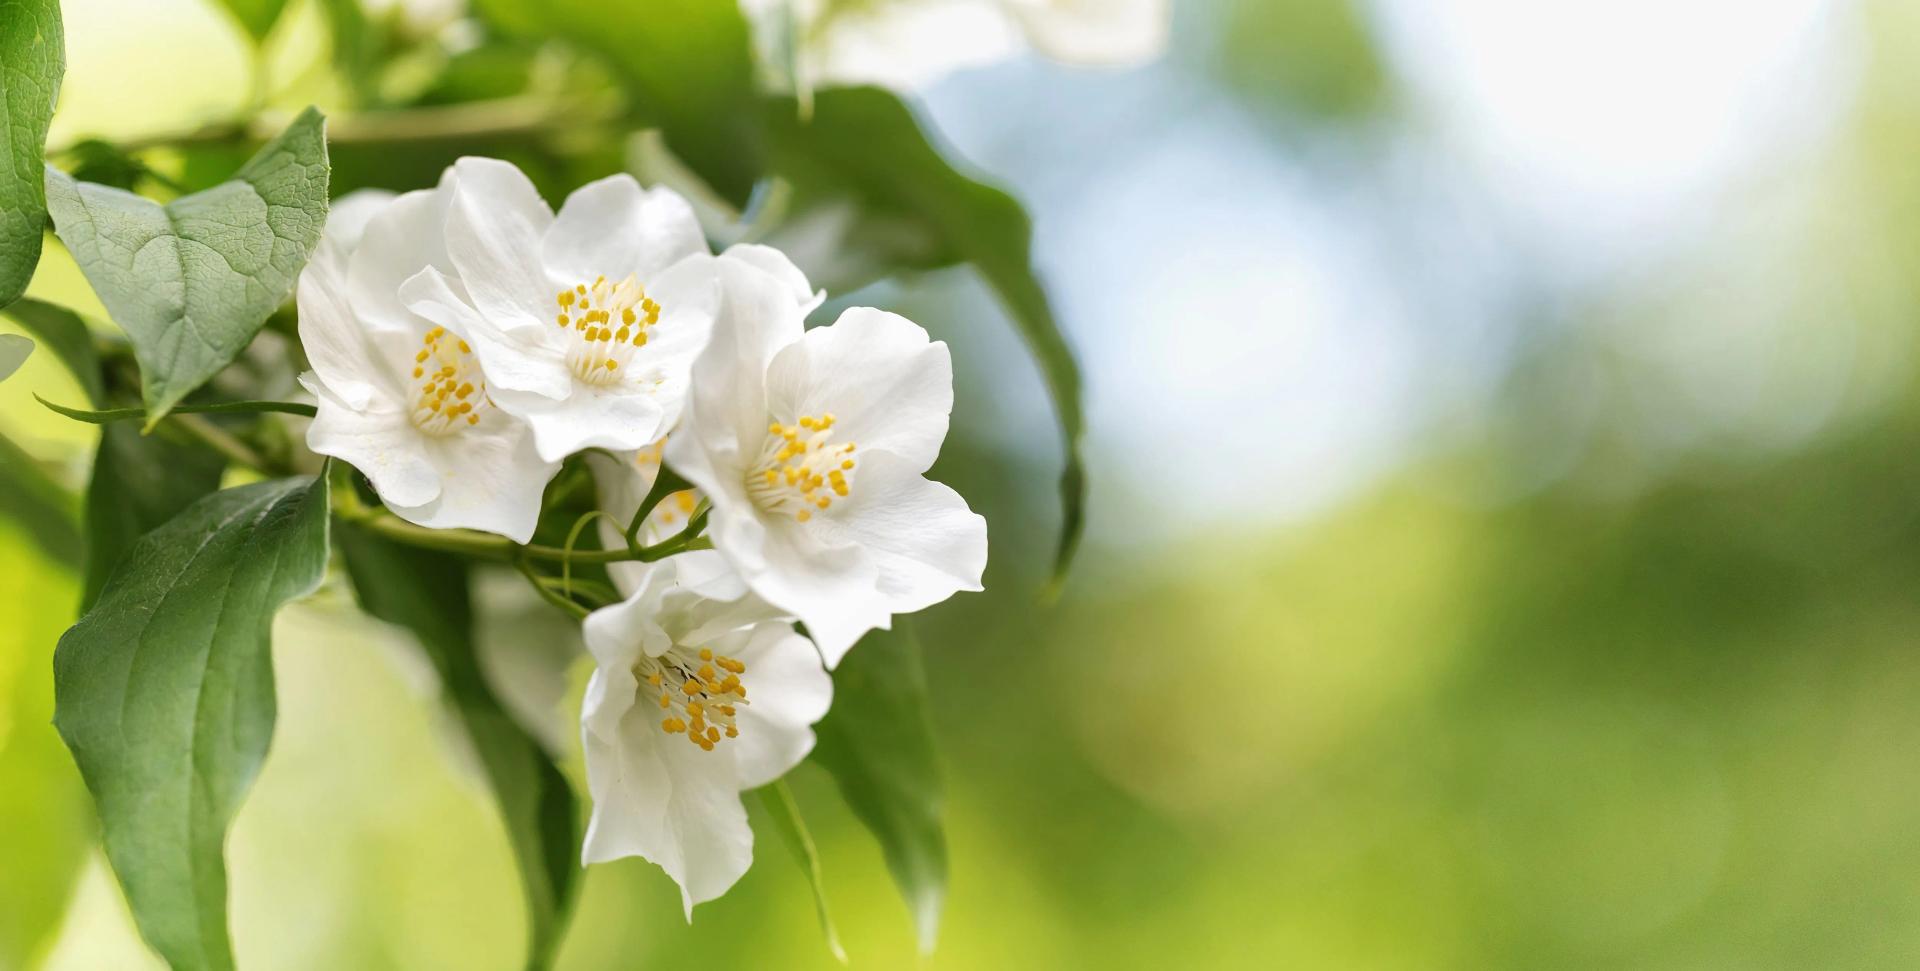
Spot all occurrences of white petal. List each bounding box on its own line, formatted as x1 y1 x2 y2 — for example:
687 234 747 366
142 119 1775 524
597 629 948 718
400 265 572 401
744 516 885 667
631 253 723 431
304 377 441 509
345 177 457 335
718 243 823 313
580 708 753 916
322 188 397 253
297 238 398 413
394 416 559 543
503 384 672 462
730 623 831 788
765 307 953 473
444 157 556 334
809 449 986 617
543 175 708 286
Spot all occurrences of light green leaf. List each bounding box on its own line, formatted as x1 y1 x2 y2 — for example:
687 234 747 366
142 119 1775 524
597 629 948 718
45 107 330 425
37 394 317 424
811 623 948 952
337 518 581 970
754 779 847 963
768 88 1086 588
0 332 29 381
1 297 103 403
53 474 331 971
0 431 80 565
472 0 762 204
209 0 289 42
0 0 63 308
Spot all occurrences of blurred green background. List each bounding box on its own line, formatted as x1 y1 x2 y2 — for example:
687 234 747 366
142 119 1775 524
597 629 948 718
9 0 1920 967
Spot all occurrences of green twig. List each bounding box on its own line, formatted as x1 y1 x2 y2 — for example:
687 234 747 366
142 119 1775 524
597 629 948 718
515 556 590 620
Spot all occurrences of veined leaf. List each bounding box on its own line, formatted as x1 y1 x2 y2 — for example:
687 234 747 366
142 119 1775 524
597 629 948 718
210 0 289 42
768 88 1086 588
53 475 331 971
337 519 581 970
45 107 329 425
472 0 762 204
811 623 948 952
0 0 63 308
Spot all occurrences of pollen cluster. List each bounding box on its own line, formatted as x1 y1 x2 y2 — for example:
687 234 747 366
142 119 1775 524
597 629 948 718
556 275 660 386
747 414 856 522
637 646 748 752
410 325 484 434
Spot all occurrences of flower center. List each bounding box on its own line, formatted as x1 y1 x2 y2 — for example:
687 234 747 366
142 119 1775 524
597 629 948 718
637 646 748 752
746 414 856 523
554 275 660 388
409 326 485 434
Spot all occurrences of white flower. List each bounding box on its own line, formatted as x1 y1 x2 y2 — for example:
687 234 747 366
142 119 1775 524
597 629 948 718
580 553 832 913
298 183 559 542
398 158 722 463
665 251 987 666
742 0 1170 92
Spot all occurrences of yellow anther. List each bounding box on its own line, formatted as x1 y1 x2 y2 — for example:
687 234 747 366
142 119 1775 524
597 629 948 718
622 307 636 324
725 726 738 738
698 648 713 660
797 510 812 522
558 290 575 307
698 664 716 681
682 680 700 696
412 367 424 378
604 360 618 371
662 717 685 733
718 658 745 674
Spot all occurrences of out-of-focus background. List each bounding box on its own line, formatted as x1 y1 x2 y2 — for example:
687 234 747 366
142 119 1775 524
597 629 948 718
8 0 1920 967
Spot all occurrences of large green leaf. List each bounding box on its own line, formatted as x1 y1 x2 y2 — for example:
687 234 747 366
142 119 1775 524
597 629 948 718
337 519 581 970
83 424 226 608
209 0 289 42
811 623 948 952
768 88 1086 587
472 0 762 204
52 475 331 971
0 0 63 308
45 107 329 424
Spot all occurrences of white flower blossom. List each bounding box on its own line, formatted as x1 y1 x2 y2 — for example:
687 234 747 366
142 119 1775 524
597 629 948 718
742 0 1170 92
666 250 988 666
298 182 559 542
579 553 832 914
398 158 723 463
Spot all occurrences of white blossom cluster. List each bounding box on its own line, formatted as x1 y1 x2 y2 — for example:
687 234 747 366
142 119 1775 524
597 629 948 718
298 158 987 912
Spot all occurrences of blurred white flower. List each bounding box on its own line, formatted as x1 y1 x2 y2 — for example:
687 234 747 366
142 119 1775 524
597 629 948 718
666 251 987 666
398 158 722 462
742 0 1170 92
298 184 559 542
579 553 832 914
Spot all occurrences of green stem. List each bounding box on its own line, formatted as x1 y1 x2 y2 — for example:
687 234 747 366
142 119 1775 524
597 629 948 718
64 94 619 157
332 489 706 565
515 556 590 621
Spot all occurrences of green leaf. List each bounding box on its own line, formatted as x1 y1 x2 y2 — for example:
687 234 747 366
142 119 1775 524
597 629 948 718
0 0 63 308
754 780 848 963
83 423 226 608
45 107 330 425
337 518 581 970
2 297 104 403
0 431 80 565
811 623 948 952
37 393 317 424
472 0 762 204
768 88 1086 588
0 332 28 381
52 474 331 971
210 0 289 42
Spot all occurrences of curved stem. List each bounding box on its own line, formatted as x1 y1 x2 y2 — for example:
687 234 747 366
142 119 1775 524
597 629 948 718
515 556 590 621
